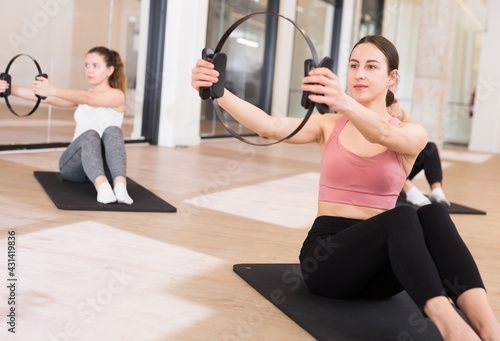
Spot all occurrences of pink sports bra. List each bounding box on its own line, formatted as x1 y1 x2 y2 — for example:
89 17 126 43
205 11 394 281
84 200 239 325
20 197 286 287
318 115 406 210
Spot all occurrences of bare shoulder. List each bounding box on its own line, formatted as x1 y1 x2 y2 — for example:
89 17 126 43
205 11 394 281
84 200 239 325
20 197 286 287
107 88 125 100
312 112 342 146
102 88 126 110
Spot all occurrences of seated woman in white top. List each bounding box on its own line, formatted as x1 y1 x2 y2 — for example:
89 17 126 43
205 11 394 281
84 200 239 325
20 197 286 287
12 46 133 204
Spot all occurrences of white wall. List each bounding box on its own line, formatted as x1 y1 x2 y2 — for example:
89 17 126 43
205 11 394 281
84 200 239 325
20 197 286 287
468 0 500 153
157 0 209 147
336 0 356 91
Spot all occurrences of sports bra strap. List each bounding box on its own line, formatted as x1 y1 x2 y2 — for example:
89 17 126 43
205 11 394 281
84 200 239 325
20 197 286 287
333 115 348 134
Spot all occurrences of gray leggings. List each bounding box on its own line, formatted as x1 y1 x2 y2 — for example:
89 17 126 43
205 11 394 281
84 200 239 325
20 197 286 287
59 126 127 184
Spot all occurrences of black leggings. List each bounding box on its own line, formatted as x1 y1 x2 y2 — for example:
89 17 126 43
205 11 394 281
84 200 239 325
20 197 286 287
299 204 484 311
408 142 442 184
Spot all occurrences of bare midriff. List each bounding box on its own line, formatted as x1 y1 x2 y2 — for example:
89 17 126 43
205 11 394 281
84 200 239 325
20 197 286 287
317 200 386 220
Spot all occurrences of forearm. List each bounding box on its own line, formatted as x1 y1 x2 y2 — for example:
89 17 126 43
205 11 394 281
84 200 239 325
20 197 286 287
11 85 76 107
11 85 38 102
218 90 269 134
218 90 303 140
52 87 90 105
51 86 123 109
341 96 428 156
218 91 280 138
341 97 389 143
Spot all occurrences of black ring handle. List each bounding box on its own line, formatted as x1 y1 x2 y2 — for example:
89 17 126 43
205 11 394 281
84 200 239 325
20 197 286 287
202 12 323 146
0 54 48 117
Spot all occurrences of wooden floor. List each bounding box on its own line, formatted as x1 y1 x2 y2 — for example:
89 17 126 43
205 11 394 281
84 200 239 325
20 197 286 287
1 138 499 340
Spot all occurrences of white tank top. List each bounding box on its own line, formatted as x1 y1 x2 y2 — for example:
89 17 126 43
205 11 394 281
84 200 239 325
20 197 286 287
72 104 124 140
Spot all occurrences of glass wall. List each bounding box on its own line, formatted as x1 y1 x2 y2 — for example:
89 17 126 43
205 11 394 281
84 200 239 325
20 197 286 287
201 0 337 137
444 0 485 145
383 0 485 146
0 0 144 147
357 0 385 40
288 0 334 118
381 0 421 115
201 0 269 138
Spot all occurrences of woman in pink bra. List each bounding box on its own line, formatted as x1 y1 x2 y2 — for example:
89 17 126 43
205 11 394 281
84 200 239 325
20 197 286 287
192 35 499 340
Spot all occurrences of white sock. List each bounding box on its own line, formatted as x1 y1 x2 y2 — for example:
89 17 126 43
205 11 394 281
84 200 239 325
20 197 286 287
97 182 117 204
429 188 451 207
405 186 432 207
114 182 133 205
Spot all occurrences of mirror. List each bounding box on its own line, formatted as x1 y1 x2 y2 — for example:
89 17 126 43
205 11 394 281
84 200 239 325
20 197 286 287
0 0 145 147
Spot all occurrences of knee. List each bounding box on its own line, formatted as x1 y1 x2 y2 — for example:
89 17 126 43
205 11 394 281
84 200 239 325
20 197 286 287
423 141 439 157
81 129 100 139
80 129 101 143
417 203 455 234
387 205 423 235
102 126 123 140
391 204 419 221
79 129 101 148
417 202 448 217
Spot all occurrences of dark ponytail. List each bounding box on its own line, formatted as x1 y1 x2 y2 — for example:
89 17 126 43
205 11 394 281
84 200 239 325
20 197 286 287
350 35 399 107
87 46 127 94
386 89 395 107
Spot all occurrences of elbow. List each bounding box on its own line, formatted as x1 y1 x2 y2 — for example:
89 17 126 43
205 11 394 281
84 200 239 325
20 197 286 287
258 124 275 140
259 117 289 140
366 126 388 144
369 119 397 144
368 135 383 145
418 129 429 150
254 116 276 139
83 93 92 106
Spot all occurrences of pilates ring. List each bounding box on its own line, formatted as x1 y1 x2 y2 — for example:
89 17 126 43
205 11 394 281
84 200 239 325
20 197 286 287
199 12 333 146
0 54 48 117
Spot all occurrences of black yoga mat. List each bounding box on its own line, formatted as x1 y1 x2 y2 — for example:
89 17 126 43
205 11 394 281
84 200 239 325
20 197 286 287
234 263 447 341
34 171 176 212
396 192 486 215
